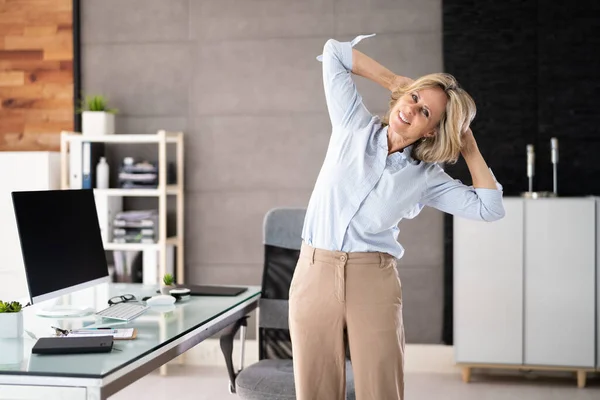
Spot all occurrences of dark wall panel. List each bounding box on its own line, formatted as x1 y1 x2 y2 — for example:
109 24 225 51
536 2 600 196
442 0 600 344
443 0 538 195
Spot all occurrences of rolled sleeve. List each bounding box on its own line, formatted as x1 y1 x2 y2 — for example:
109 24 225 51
317 35 376 132
473 187 506 221
322 38 353 71
421 164 505 222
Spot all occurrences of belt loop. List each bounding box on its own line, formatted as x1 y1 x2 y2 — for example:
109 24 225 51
378 253 384 269
311 246 315 264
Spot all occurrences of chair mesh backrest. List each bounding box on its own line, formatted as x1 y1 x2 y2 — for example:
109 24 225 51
258 207 306 360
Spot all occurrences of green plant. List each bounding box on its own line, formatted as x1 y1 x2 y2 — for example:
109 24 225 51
162 273 175 286
0 301 23 313
77 94 118 114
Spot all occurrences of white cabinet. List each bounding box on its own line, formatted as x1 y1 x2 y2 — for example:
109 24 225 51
454 198 524 365
0 152 60 301
524 199 596 367
454 197 599 385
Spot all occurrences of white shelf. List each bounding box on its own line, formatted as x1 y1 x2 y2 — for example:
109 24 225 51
94 185 180 197
60 130 186 285
63 132 180 144
103 236 179 251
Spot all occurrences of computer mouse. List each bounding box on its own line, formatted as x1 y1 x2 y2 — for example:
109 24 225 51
169 288 191 302
146 295 176 307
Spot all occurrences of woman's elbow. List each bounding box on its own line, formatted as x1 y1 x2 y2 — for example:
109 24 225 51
481 204 506 222
323 39 339 56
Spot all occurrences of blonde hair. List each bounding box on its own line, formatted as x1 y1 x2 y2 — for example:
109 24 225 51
382 73 476 164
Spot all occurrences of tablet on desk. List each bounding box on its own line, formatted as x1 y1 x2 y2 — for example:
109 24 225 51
182 285 247 297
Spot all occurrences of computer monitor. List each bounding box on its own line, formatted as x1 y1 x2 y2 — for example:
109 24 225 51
11 189 110 315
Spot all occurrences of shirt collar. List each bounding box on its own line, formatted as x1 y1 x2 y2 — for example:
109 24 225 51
378 126 419 167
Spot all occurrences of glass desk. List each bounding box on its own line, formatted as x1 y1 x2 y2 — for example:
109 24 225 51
0 283 261 400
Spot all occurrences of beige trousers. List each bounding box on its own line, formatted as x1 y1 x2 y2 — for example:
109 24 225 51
289 242 405 400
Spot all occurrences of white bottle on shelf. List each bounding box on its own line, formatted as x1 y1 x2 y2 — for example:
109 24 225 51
96 157 109 189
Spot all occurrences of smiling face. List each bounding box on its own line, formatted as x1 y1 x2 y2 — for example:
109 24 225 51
388 86 448 142
382 73 476 163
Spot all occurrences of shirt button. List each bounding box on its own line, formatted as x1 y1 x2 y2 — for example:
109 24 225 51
340 255 347 262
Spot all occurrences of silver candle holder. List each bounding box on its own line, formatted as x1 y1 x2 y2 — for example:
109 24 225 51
521 138 558 199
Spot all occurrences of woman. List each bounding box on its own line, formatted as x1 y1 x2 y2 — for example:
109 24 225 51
288 34 505 400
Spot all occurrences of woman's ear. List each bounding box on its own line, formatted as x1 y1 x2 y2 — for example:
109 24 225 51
423 129 436 138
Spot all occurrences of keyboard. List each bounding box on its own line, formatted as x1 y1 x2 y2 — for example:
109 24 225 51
95 302 149 321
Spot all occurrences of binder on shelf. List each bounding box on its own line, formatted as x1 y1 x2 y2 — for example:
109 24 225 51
70 141 105 189
82 142 106 189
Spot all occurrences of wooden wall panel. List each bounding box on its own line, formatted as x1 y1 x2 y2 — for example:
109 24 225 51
0 0 74 151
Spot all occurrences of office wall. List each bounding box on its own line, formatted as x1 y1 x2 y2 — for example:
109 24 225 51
0 0 75 151
80 0 446 343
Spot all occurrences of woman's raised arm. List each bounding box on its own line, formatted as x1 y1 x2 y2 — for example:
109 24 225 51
351 48 413 92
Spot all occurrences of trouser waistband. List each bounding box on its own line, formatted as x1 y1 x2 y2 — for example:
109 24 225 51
300 242 395 266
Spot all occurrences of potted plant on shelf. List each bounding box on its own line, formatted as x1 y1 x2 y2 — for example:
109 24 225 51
77 94 118 137
161 273 176 295
0 301 24 339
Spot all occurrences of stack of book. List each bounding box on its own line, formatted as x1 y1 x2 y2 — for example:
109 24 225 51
118 158 158 189
113 210 158 243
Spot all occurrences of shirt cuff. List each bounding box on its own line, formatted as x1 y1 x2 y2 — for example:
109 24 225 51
316 33 376 63
474 186 505 221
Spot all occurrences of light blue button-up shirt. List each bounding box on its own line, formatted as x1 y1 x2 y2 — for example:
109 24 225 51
302 35 505 259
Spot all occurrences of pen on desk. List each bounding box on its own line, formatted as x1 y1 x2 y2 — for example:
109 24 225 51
51 326 69 335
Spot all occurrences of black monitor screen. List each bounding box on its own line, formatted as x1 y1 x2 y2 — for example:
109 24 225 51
11 189 109 303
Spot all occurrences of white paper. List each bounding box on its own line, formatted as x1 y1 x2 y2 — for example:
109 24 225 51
67 328 135 339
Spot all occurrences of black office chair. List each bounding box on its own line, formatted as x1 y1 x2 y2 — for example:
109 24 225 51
220 207 355 399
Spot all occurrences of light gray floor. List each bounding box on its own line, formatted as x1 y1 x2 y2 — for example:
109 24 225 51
109 365 600 400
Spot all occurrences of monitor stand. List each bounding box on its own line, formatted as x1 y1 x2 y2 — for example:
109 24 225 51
35 305 95 318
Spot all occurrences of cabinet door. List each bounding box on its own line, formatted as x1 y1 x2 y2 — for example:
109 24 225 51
524 199 595 367
454 198 524 364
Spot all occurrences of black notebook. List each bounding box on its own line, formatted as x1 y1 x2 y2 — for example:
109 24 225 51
156 284 248 297
184 285 247 297
32 336 114 355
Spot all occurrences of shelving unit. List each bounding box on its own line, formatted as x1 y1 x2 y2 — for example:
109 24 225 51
59 130 185 285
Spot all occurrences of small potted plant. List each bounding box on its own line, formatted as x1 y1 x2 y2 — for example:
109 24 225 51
0 301 24 339
77 94 118 136
161 273 176 295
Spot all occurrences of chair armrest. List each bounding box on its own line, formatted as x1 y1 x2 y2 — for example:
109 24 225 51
219 316 248 394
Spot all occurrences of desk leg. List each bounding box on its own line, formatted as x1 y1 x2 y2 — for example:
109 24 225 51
239 323 247 370
178 307 186 365
159 314 168 376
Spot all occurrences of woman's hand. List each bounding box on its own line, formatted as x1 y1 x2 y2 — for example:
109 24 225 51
460 128 498 190
460 127 477 157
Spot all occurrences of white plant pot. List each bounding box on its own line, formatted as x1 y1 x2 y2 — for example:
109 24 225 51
0 338 24 366
0 312 23 339
160 285 176 295
82 111 115 136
